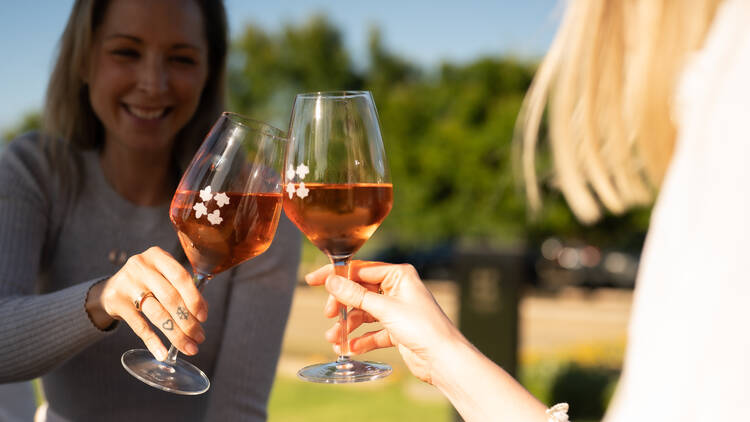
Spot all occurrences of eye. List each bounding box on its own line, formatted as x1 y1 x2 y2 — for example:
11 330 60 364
170 55 197 65
111 48 139 58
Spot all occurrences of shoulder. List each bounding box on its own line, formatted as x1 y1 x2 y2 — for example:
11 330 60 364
2 131 66 171
1 132 51 182
3 131 46 159
0 132 81 201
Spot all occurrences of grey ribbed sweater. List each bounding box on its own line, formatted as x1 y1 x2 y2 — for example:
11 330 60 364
0 134 301 421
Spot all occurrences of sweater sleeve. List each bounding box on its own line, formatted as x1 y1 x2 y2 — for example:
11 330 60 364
0 135 115 382
203 214 301 420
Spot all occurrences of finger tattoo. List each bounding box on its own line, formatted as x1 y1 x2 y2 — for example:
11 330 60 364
176 306 189 320
162 319 174 330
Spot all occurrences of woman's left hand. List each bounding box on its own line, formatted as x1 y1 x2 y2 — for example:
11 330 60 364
86 246 208 360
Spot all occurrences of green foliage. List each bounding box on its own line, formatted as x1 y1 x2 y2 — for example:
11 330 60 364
549 363 619 421
2 111 41 143
374 67 536 245
228 15 362 128
366 27 420 92
520 361 620 422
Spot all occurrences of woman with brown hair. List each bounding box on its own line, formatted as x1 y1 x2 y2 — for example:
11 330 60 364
0 0 300 420
305 0 750 420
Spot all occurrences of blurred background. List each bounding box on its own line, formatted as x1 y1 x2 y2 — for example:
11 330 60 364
0 1 652 421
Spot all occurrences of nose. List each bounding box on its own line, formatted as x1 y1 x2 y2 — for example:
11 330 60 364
136 54 168 95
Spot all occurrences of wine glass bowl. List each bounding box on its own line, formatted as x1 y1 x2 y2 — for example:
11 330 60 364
284 91 393 383
283 183 393 258
121 112 286 394
170 188 281 275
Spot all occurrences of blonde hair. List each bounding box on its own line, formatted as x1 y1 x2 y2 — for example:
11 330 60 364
43 0 228 172
518 0 722 224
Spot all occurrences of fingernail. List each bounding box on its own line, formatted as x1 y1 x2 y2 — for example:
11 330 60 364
154 347 167 361
185 342 198 355
195 331 206 343
197 310 207 322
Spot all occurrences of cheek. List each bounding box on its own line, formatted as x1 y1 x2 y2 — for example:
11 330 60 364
173 70 209 112
88 66 132 114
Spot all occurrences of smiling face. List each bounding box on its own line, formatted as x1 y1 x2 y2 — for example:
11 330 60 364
85 0 209 156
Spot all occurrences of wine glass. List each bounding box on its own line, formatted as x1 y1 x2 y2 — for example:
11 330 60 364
121 112 286 394
284 91 393 383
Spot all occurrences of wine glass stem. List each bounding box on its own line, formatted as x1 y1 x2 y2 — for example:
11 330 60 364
164 272 209 365
332 257 351 360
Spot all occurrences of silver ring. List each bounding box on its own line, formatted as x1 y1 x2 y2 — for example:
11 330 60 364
134 291 155 312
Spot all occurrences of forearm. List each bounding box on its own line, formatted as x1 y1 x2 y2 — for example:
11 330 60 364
431 332 547 422
0 279 115 382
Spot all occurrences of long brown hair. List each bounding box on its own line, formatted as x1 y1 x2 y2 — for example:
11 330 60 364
517 0 722 223
42 0 228 173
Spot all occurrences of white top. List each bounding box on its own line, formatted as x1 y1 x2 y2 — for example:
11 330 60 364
605 0 750 420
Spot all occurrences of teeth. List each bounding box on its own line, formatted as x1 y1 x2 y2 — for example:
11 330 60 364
129 106 165 120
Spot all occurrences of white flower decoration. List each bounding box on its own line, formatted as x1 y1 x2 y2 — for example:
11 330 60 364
296 182 309 199
193 202 208 218
214 192 230 208
286 165 297 181
296 163 309 179
286 183 296 199
192 185 230 225
199 186 213 202
207 210 223 225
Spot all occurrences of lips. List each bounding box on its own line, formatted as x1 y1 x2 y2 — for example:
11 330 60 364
125 104 170 120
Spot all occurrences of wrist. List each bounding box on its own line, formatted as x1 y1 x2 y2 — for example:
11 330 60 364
427 326 476 388
429 329 548 422
85 279 117 330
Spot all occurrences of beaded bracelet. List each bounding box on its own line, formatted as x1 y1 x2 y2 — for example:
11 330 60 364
546 403 570 422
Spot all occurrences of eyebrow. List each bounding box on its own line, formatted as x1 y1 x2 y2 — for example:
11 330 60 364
103 34 202 51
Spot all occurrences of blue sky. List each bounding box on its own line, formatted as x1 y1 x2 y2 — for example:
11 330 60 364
0 0 561 130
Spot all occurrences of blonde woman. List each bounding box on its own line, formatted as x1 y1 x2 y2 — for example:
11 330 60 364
305 0 750 420
0 0 300 420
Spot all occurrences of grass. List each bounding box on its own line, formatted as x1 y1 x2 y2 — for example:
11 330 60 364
267 373 452 422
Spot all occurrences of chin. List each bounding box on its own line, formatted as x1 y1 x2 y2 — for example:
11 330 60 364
119 135 175 155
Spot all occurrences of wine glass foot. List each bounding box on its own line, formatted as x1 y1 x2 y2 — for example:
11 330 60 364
297 357 392 383
121 349 210 395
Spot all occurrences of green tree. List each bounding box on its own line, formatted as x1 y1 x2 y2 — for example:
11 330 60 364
228 15 361 128
366 27 420 92
373 57 540 246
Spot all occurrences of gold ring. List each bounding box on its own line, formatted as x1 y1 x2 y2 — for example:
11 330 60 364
134 291 155 312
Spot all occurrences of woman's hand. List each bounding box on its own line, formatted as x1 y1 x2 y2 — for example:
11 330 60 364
305 261 467 384
308 262 548 421
86 246 208 360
